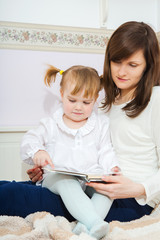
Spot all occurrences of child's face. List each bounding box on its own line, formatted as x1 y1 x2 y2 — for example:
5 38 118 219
60 82 96 123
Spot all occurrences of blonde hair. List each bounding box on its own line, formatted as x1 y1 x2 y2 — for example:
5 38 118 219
44 65 103 99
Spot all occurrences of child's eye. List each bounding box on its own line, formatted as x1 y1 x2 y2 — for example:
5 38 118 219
69 99 76 103
83 101 91 105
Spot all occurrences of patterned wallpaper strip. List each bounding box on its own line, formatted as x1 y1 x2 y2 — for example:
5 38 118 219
0 22 159 54
0 21 114 54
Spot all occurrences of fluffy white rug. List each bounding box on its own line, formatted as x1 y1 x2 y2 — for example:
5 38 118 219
0 205 160 240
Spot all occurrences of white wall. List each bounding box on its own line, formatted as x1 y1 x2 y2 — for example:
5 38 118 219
0 0 100 28
0 49 104 127
107 0 159 31
157 0 160 31
0 0 159 31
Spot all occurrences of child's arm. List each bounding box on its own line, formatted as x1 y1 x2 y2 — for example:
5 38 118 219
21 117 55 167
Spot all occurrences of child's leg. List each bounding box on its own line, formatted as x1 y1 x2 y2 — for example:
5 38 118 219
42 173 108 239
86 186 113 219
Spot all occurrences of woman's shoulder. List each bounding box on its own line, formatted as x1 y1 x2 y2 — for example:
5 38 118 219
151 86 160 101
148 87 160 114
152 86 160 93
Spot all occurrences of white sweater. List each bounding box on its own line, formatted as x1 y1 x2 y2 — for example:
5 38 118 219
105 86 160 208
21 108 118 176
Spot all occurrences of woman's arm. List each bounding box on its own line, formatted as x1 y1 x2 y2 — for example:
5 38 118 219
141 88 160 204
86 175 145 200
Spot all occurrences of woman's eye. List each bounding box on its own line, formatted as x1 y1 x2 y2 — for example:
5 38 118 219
129 64 137 67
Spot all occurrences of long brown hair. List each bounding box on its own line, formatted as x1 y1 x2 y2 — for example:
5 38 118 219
44 65 103 99
102 21 160 118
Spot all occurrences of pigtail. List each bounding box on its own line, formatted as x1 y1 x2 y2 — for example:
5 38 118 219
44 65 61 86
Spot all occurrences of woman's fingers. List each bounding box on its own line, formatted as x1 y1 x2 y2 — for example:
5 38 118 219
27 166 43 182
31 170 43 182
86 175 145 200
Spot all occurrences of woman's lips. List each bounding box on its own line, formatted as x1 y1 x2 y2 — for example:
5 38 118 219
117 77 128 82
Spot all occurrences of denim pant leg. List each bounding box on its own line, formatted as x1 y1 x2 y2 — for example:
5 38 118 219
0 180 74 220
105 198 153 223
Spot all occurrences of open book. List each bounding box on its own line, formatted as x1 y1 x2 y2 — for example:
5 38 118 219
43 168 114 183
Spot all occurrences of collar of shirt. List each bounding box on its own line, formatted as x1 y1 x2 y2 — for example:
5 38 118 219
53 107 96 136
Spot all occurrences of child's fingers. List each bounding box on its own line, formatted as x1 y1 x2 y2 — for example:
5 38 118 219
45 159 54 168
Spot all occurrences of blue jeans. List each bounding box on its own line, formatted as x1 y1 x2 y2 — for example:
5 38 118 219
0 180 153 222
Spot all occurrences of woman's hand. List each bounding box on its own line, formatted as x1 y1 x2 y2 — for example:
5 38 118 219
86 175 145 200
33 150 54 168
111 166 121 173
27 165 43 182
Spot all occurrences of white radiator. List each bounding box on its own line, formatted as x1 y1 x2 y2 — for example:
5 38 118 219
0 127 32 181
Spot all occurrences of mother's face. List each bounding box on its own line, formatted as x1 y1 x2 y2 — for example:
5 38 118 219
110 49 146 93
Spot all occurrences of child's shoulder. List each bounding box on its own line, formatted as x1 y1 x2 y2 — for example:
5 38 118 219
39 116 56 128
39 109 62 126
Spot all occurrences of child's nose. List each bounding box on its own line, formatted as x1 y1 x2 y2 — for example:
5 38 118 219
75 102 82 110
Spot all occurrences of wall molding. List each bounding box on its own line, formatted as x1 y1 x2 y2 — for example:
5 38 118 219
0 126 33 133
0 21 114 54
0 126 30 181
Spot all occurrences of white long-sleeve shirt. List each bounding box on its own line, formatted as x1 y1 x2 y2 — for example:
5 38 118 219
105 86 160 208
21 108 118 176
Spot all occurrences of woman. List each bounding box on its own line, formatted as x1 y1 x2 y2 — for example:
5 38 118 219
87 21 160 221
0 21 160 222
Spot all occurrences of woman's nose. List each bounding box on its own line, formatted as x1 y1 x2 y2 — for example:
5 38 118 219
118 65 127 76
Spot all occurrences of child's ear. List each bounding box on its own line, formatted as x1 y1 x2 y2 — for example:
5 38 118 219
60 88 63 98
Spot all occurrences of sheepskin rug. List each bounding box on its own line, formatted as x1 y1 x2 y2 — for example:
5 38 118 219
0 204 160 240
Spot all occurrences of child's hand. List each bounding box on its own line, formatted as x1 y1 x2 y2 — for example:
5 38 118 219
33 150 54 168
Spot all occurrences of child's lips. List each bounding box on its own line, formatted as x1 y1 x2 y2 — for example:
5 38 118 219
73 112 83 115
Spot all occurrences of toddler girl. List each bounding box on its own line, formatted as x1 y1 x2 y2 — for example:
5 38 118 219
21 65 119 239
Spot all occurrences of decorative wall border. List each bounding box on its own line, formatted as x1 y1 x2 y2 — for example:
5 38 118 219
0 21 114 54
0 21 159 53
